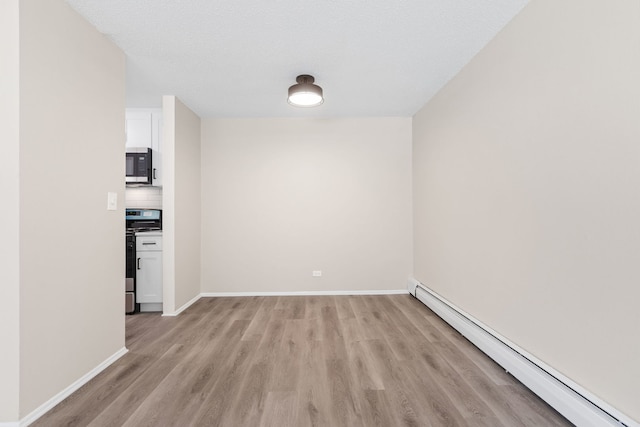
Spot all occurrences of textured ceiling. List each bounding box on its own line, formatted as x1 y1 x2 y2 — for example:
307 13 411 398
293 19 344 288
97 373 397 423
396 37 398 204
66 0 528 118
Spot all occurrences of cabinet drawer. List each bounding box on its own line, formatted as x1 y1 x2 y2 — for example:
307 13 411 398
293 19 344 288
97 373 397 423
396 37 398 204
136 234 162 251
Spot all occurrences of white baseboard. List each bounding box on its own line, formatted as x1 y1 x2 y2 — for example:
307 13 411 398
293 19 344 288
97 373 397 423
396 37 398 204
408 279 637 427
162 294 201 317
19 347 128 427
200 289 408 297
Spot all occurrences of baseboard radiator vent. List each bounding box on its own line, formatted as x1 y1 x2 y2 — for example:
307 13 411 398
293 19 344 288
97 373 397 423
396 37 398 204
407 278 637 427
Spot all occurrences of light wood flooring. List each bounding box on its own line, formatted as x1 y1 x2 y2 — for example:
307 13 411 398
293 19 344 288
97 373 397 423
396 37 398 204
34 295 572 426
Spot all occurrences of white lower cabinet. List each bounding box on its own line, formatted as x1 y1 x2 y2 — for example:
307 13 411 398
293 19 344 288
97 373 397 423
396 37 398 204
136 232 162 311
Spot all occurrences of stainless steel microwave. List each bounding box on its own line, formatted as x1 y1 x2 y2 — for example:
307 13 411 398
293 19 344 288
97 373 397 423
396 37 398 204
126 148 152 184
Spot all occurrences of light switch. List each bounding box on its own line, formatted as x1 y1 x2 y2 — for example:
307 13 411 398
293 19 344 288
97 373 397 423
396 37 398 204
312 270 322 277
107 192 118 211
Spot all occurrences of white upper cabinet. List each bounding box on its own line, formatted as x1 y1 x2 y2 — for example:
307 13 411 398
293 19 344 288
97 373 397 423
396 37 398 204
151 112 162 187
126 108 163 187
125 111 153 148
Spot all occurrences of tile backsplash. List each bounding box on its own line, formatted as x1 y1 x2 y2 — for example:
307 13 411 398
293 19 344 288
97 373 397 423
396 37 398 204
125 186 162 209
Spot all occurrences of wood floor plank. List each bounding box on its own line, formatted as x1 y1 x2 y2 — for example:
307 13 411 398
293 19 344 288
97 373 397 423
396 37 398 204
85 344 189 427
378 296 505 426
187 338 260 426
398 295 514 386
121 319 253 427
259 391 298 427
430 333 572 426
346 340 385 391
341 316 365 347
320 305 348 361
397 361 469 427
268 319 306 391
362 339 429 427
215 311 286 426
335 295 357 320
33 294 572 427
303 295 330 320
30 352 154 427
303 315 322 342
409 345 504 427
241 296 278 340
326 358 365 427
357 389 397 427
295 339 333 427
352 309 381 342
500 383 574 427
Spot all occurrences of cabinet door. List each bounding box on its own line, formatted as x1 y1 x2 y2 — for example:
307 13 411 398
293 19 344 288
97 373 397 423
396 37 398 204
125 111 153 148
151 112 163 186
136 251 163 303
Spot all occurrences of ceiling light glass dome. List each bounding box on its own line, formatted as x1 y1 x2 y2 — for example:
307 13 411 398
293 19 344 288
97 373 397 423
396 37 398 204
288 75 324 107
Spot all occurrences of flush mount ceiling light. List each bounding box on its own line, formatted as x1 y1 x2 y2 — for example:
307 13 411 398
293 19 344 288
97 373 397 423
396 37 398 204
287 74 324 107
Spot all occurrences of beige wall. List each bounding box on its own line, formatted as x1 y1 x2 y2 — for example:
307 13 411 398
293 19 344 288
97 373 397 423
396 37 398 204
201 118 413 293
0 0 21 422
412 0 640 421
162 96 201 313
18 0 125 417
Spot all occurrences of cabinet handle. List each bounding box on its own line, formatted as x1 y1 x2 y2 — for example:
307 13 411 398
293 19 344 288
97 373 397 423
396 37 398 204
137 258 141 270
142 242 156 245
153 168 157 179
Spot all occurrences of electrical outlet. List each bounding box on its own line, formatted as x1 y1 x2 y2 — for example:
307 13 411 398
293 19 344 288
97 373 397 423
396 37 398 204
312 270 322 277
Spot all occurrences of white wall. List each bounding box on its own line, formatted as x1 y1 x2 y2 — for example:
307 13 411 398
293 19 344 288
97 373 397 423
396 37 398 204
18 0 125 417
412 0 640 422
0 0 21 422
162 96 201 313
201 118 413 293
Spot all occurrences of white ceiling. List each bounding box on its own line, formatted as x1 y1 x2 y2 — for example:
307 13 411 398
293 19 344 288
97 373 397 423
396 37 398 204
66 0 528 118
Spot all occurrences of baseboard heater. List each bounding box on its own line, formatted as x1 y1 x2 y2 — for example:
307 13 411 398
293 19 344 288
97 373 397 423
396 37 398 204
407 278 636 427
